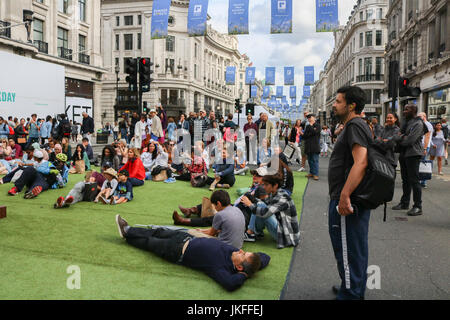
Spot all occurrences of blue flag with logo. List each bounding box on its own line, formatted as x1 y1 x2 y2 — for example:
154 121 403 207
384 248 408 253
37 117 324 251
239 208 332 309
271 0 293 34
303 86 311 98
228 0 249 35
291 98 297 106
316 0 339 33
276 86 284 98
245 67 256 85
304 66 315 86
251 85 258 98
263 86 271 98
284 67 294 85
225 66 236 85
289 86 296 98
265 67 276 85
188 0 209 37
151 0 172 39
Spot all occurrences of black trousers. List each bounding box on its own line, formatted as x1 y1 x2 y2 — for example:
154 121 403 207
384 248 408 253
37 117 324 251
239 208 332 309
206 174 235 187
14 166 49 192
125 227 193 264
399 156 422 209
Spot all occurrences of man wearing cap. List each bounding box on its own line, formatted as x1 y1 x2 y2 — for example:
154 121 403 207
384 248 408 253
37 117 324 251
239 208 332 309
149 109 164 142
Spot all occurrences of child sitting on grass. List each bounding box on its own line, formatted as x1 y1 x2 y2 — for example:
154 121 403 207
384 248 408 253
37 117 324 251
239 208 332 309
54 170 99 209
105 169 133 205
95 168 119 204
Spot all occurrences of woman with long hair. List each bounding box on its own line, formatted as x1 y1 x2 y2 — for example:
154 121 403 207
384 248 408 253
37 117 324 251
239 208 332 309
288 120 302 166
430 122 445 175
71 143 91 172
101 145 120 172
276 158 294 196
61 136 72 163
141 141 158 180
119 148 145 186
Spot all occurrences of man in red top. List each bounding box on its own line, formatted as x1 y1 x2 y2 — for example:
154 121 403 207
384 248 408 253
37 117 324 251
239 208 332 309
244 114 258 165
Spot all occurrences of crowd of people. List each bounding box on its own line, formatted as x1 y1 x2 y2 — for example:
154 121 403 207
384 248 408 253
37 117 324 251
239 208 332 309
1 92 447 296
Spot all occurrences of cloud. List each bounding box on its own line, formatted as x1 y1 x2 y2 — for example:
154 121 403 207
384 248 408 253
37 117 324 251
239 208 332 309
208 0 356 88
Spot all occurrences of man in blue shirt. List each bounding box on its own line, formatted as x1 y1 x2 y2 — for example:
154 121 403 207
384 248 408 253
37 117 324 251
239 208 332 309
207 146 235 191
115 215 270 292
27 114 40 145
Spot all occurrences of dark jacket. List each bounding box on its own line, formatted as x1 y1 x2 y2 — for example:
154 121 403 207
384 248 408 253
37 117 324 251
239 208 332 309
302 122 321 154
399 117 427 158
289 126 301 143
373 124 400 166
81 116 94 135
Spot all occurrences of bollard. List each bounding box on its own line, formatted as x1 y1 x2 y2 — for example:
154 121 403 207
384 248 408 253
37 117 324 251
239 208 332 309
0 206 6 219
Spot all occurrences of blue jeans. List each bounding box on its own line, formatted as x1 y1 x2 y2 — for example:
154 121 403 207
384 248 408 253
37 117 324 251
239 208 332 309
328 199 371 300
307 153 319 176
128 177 144 187
248 214 278 240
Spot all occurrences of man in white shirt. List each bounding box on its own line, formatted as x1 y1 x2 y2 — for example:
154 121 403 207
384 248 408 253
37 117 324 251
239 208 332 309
149 108 163 141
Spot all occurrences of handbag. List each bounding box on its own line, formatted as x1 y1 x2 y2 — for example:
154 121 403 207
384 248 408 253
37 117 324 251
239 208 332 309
17 137 26 144
419 160 433 181
200 197 217 218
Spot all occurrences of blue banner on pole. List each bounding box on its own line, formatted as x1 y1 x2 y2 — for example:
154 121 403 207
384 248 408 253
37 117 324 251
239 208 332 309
271 0 293 34
316 0 339 33
304 66 315 86
303 86 311 98
263 86 271 98
289 86 296 98
284 67 294 85
265 67 276 85
245 67 256 85
291 98 296 106
151 0 172 39
225 66 236 85
251 85 258 98
276 86 284 98
188 0 209 37
228 0 249 35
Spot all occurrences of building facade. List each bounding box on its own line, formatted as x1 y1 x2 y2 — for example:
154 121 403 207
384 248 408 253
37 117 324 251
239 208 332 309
311 0 389 125
0 0 105 129
100 0 254 123
385 0 450 122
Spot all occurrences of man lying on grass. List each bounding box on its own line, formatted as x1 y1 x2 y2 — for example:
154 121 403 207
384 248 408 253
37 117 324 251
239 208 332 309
115 215 270 292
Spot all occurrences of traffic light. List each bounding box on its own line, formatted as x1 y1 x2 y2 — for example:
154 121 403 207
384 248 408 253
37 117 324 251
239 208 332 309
139 57 154 93
399 77 422 97
125 58 138 92
235 99 242 113
245 103 255 116
143 101 148 113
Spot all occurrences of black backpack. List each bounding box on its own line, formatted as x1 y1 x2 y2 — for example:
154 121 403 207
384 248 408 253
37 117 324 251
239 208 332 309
82 182 99 202
62 121 71 135
345 120 396 222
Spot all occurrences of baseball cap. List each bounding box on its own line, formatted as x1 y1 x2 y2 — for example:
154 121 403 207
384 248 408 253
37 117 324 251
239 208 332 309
251 167 268 177
118 169 129 177
33 150 44 159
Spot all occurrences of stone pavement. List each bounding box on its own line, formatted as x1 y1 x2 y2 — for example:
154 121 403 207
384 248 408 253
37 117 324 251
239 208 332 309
281 156 450 300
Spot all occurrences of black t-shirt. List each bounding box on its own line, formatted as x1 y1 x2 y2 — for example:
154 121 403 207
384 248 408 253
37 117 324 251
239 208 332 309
328 117 372 200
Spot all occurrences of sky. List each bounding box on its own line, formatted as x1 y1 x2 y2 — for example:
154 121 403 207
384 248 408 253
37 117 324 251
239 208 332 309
207 0 356 95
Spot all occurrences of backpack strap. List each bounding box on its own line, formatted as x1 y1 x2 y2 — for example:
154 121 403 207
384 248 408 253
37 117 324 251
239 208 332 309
383 202 387 222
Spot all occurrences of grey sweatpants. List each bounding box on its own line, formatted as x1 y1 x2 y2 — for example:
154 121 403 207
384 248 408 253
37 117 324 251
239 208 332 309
66 181 85 204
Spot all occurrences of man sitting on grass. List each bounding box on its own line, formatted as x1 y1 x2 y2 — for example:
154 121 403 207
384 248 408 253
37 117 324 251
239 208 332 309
240 174 300 248
173 190 245 249
115 214 270 292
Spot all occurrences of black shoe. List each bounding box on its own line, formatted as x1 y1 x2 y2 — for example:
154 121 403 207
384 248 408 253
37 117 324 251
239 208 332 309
332 285 340 295
115 214 128 238
392 203 408 210
407 207 422 216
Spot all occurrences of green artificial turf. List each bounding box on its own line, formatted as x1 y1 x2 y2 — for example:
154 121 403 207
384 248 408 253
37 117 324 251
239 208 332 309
0 169 307 300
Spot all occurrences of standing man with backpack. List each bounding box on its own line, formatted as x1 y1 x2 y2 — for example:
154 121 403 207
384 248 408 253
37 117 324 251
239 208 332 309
328 86 373 300
58 114 71 142
81 112 94 144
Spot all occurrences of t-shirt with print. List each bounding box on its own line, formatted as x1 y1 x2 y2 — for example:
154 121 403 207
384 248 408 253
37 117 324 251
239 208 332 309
114 180 133 201
328 117 373 200
212 206 245 249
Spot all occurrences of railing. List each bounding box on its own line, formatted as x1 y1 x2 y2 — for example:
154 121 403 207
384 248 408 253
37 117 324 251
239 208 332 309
33 40 48 54
0 20 11 38
356 74 384 82
58 47 72 60
79 53 90 65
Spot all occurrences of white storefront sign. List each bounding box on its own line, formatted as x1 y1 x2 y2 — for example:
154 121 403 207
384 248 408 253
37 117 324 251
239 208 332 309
0 51 65 119
65 97 93 125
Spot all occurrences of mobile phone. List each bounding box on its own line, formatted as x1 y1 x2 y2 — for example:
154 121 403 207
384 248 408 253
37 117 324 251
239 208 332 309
336 205 357 215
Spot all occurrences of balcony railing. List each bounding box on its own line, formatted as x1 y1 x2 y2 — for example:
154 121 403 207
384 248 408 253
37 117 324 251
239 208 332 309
33 40 48 54
356 74 384 82
79 53 90 65
58 47 72 60
0 20 11 38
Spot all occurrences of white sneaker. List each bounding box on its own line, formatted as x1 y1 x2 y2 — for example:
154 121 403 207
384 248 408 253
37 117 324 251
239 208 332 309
298 167 306 172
